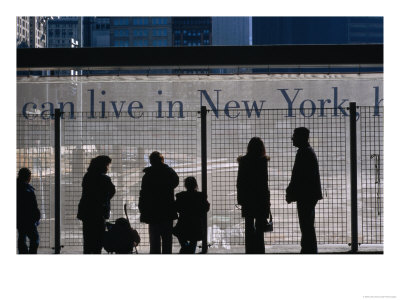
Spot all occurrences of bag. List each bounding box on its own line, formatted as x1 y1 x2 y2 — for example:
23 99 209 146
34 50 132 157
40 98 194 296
104 218 140 254
264 212 273 232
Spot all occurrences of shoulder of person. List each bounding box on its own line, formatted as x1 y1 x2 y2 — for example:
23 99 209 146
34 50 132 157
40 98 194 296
175 191 185 199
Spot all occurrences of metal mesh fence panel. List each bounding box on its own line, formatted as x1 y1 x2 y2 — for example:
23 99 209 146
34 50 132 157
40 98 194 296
209 108 348 246
359 106 384 244
61 111 200 248
17 114 54 249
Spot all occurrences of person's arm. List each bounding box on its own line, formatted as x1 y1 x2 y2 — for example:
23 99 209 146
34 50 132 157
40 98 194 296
236 161 245 206
31 187 41 223
138 173 149 214
168 167 179 189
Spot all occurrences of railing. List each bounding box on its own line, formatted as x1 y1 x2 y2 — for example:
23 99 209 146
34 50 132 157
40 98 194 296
16 105 384 252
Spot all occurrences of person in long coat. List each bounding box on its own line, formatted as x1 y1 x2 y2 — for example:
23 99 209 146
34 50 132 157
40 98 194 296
77 155 115 254
237 137 270 254
286 127 322 254
17 168 41 254
139 151 179 254
174 177 210 254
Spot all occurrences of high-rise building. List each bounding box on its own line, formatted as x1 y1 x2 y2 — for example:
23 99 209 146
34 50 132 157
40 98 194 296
252 17 383 45
83 17 110 47
212 17 251 46
16 17 30 48
110 17 172 47
17 17 47 48
172 17 212 46
47 17 83 48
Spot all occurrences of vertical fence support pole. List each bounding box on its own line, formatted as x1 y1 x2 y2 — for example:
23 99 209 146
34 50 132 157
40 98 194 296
201 106 208 253
350 102 358 253
54 109 61 254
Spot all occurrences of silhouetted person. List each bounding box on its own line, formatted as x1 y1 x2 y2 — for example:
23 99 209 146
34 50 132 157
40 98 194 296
237 137 270 254
286 127 322 254
77 155 115 254
174 177 210 254
17 168 41 254
139 151 179 254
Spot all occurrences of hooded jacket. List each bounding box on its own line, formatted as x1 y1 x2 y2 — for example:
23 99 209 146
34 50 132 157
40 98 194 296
139 163 179 224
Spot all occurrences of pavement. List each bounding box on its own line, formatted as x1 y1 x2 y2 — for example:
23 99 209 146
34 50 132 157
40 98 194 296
34 243 383 254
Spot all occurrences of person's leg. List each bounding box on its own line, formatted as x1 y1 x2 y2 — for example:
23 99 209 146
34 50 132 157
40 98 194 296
245 217 256 254
149 223 161 254
27 225 40 254
177 236 188 254
297 201 317 254
82 222 93 254
255 217 265 254
17 229 29 254
92 221 105 254
160 220 173 254
187 240 197 254
83 221 104 254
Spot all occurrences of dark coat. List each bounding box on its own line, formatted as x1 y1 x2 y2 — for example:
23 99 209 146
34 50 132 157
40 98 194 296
174 191 210 241
287 144 323 203
139 164 179 224
77 172 116 222
17 180 41 230
236 155 270 218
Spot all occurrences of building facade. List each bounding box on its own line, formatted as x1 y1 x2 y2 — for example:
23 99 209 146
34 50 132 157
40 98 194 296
172 17 212 46
110 17 172 47
47 17 83 48
252 17 383 45
83 17 110 47
212 17 251 46
17 17 47 48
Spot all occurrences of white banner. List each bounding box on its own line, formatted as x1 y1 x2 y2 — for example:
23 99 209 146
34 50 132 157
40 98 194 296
17 73 383 119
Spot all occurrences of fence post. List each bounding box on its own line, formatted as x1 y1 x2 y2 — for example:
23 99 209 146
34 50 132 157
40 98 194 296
201 106 208 253
54 109 62 254
349 102 358 253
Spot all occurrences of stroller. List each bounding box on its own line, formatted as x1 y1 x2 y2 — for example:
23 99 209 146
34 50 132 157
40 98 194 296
104 204 140 254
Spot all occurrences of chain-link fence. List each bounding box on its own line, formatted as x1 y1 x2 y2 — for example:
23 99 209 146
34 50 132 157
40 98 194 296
359 106 384 244
16 106 383 252
209 108 348 246
17 114 54 248
61 111 200 248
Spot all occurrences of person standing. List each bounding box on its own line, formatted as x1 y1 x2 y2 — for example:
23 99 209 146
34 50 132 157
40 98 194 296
286 127 322 254
77 155 115 254
17 168 41 254
237 137 270 254
174 177 210 254
139 151 179 254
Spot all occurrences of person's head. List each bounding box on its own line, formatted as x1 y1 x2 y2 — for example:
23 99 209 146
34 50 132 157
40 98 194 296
18 167 31 183
184 176 198 191
292 127 310 148
149 151 164 166
246 137 267 158
87 155 112 174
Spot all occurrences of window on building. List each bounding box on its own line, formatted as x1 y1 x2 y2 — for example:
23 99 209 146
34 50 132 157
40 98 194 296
115 29 129 37
133 18 149 26
152 39 167 46
133 40 148 46
113 18 129 26
133 29 148 37
152 29 167 37
114 40 129 47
